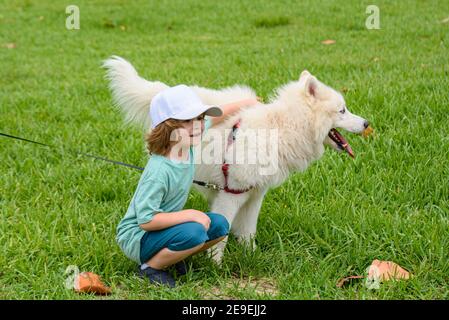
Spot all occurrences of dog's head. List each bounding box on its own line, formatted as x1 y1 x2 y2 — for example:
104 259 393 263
298 70 369 158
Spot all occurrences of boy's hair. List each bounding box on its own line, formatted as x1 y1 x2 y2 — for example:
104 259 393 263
145 118 184 156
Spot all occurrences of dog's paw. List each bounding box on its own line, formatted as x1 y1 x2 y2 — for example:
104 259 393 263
208 247 224 265
212 253 224 266
237 235 257 252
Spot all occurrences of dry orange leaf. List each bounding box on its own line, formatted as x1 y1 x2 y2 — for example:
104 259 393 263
74 272 112 295
4 43 16 49
368 259 411 281
321 39 336 45
362 125 374 137
337 260 411 288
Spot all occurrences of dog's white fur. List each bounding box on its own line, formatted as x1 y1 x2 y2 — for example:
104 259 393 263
103 56 368 263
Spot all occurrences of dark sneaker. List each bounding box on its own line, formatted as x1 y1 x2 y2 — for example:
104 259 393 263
173 260 188 276
137 265 176 288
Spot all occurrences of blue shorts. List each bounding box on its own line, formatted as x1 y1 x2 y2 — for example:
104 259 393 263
140 212 229 263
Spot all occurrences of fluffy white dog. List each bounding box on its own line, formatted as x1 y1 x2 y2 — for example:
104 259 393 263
103 56 369 263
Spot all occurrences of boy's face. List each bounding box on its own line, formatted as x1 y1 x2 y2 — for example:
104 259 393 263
175 113 206 147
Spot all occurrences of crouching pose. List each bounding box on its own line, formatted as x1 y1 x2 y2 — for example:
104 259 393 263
116 84 259 287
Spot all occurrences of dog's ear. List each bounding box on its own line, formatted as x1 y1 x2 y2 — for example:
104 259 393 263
299 70 321 103
299 70 318 97
304 75 319 98
299 70 311 80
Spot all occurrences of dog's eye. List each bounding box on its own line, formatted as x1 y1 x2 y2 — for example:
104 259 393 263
339 108 346 114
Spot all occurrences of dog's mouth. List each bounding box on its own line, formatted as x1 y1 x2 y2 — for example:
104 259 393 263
328 128 354 158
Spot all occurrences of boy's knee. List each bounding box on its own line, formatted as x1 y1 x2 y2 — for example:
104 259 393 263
168 222 208 251
207 213 230 239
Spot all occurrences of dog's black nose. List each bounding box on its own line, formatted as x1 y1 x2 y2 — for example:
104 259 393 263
363 120 370 129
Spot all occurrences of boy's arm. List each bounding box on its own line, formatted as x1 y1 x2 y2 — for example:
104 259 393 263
210 98 260 126
140 209 210 231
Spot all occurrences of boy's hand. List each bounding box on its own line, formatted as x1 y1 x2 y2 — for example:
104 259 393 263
241 98 261 106
211 98 261 126
185 209 211 231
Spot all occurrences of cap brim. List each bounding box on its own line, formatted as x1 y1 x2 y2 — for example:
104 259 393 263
172 104 223 120
204 105 223 117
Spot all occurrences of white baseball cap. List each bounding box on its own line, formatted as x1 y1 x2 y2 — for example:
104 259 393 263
150 84 223 129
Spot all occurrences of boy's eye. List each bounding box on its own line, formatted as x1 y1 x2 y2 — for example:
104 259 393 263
339 108 346 114
193 115 205 121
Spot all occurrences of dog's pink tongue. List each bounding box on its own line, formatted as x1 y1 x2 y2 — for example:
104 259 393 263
334 129 355 158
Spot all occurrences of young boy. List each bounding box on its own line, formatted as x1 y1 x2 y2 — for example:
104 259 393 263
116 84 258 287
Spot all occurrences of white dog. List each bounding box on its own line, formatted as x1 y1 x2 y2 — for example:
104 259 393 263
103 56 369 263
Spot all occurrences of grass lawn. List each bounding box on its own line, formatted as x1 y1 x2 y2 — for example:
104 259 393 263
0 0 448 299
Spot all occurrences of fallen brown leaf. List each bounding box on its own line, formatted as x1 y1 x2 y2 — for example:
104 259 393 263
4 43 16 49
337 260 411 288
368 259 411 281
321 39 336 45
74 272 112 295
362 126 374 137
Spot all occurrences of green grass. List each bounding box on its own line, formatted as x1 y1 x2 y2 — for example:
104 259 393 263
1 0 448 299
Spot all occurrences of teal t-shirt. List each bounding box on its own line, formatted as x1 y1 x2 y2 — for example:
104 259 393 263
116 117 212 264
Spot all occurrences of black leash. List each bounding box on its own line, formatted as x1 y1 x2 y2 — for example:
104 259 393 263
0 132 222 190
0 132 145 171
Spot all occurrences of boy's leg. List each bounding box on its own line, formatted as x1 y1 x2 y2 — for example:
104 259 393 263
142 222 209 270
147 216 228 270
205 213 230 239
195 236 227 253
193 213 229 253
148 235 226 269
147 244 204 269
201 213 230 260
142 214 229 269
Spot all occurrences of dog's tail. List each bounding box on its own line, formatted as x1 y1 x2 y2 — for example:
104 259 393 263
103 56 168 129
